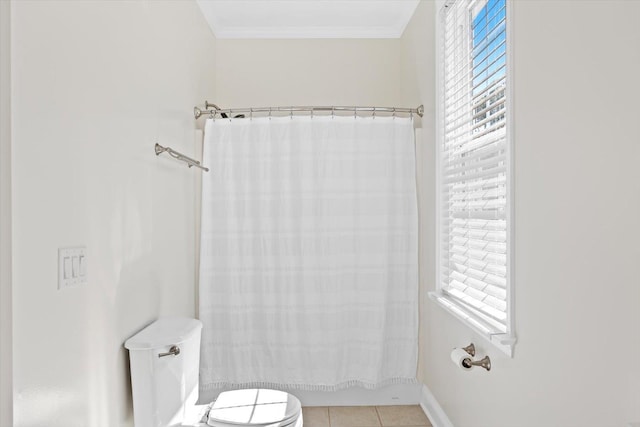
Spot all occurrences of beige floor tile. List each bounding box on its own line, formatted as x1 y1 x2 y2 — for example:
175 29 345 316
329 406 381 427
375 405 431 427
302 407 330 427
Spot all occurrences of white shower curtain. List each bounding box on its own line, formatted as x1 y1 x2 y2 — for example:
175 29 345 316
198 115 418 391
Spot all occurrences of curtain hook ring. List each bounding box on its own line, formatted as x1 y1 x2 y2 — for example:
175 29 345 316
354 107 357 119
311 108 313 119
290 108 293 120
229 109 233 122
269 107 272 120
332 107 335 119
250 107 253 120
393 107 396 119
373 107 376 119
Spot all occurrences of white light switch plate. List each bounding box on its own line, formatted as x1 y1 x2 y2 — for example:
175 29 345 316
58 247 87 289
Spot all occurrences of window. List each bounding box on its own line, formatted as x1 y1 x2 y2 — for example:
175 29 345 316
431 0 515 355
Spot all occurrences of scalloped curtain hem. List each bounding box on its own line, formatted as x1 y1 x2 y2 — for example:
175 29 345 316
201 377 418 392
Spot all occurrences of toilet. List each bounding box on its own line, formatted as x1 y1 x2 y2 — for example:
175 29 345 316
124 317 303 427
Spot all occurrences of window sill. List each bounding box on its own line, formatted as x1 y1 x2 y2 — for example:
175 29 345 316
428 291 516 357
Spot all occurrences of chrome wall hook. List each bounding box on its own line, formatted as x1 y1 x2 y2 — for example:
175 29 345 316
205 101 221 111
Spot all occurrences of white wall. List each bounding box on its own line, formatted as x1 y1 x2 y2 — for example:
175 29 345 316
215 39 403 107
0 1 13 425
403 1 640 426
10 1 216 426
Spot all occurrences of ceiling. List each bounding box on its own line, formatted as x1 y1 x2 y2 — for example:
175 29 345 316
195 0 420 39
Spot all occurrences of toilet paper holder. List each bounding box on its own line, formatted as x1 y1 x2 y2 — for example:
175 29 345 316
462 343 476 357
461 343 491 371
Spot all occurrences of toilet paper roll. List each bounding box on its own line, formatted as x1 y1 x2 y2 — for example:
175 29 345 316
451 348 474 371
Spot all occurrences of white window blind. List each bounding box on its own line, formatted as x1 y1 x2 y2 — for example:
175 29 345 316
438 0 511 337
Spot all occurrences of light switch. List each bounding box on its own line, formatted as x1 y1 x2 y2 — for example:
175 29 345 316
63 257 72 279
58 247 87 289
72 256 79 278
79 255 86 276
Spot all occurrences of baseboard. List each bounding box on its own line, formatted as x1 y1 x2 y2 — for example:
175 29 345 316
419 384 454 427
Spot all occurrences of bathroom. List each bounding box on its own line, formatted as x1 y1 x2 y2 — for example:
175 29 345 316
1 1 639 427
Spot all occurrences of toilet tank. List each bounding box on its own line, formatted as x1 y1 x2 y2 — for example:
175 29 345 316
125 317 203 427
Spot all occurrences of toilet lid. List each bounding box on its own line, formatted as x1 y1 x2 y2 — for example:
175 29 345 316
208 389 301 427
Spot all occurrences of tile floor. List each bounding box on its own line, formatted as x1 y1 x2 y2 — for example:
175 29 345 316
302 405 432 427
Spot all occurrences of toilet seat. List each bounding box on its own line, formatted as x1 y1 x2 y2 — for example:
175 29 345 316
207 389 302 427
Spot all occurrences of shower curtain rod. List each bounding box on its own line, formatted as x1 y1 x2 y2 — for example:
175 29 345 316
194 102 424 119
